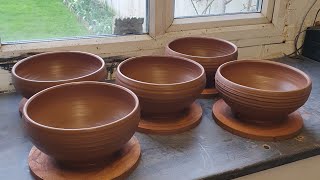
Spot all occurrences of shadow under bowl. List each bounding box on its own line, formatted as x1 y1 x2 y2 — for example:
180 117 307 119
23 82 140 167
165 37 238 88
215 60 312 124
115 56 206 116
12 51 107 98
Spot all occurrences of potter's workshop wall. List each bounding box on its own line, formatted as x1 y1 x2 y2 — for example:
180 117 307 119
260 0 320 58
0 0 319 92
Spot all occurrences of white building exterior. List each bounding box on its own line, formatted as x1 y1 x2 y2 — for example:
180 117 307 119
99 0 260 18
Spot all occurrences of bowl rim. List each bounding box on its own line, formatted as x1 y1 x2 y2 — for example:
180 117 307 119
23 81 140 132
117 55 205 86
216 59 312 93
12 51 105 83
166 36 238 59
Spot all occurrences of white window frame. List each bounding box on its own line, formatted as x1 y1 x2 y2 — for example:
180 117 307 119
168 0 275 32
0 0 285 58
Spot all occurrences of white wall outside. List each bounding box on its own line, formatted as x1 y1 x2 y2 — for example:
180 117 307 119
175 0 260 17
104 0 147 18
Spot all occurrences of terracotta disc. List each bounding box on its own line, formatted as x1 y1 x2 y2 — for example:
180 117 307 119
138 103 202 135
200 88 219 98
19 98 28 116
28 136 141 180
212 99 303 141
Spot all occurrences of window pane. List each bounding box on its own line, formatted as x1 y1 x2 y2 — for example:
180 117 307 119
175 0 263 18
0 0 148 43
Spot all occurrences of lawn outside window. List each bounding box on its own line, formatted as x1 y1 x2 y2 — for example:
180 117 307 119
0 0 148 43
0 0 283 58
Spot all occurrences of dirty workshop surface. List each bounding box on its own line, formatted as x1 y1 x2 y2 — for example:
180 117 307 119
0 57 319 180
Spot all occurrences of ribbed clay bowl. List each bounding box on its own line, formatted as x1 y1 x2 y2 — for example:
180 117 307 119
12 51 107 98
115 56 206 115
215 60 312 124
23 82 140 167
165 37 238 88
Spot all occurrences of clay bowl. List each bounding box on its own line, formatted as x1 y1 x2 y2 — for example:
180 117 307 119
115 56 206 116
23 82 140 167
215 60 312 124
165 37 238 88
12 51 107 99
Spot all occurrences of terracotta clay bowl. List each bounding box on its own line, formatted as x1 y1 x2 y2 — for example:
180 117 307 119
165 37 238 89
23 82 140 167
115 56 206 116
12 51 107 99
215 60 312 124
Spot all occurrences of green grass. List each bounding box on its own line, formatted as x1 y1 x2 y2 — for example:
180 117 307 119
0 0 88 42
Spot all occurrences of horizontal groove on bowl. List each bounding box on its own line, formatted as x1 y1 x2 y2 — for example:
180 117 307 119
216 86 308 109
215 74 311 97
216 81 310 101
23 82 140 163
12 52 107 98
116 78 204 99
214 59 311 123
115 55 206 115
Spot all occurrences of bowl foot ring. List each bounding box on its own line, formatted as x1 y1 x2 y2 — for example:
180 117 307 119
28 136 141 180
200 88 219 98
19 98 28 116
212 99 303 141
138 102 202 135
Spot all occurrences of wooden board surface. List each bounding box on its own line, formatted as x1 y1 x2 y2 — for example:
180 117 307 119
212 99 303 141
28 136 140 180
200 88 219 99
138 103 202 135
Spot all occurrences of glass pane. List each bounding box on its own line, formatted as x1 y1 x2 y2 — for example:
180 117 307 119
0 0 148 43
175 0 263 18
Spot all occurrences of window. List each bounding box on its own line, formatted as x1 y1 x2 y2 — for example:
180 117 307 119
0 0 148 43
175 0 263 18
0 0 281 58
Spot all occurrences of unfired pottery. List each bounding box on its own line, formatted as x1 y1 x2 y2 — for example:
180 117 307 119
12 51 107 99
215 60 312 124
23 82 140 167
165 37 238 89
115 56 206 117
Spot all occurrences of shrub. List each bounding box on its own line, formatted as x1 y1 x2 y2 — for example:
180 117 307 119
63 0 115 34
